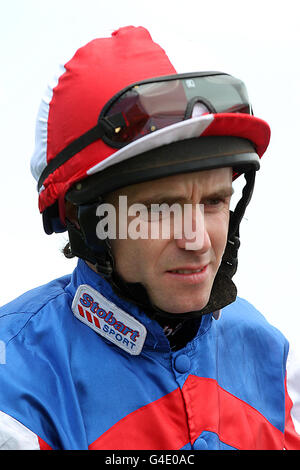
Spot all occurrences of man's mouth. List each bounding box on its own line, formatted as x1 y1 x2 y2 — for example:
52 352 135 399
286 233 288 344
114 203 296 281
164 264 210 285
169 267 206 274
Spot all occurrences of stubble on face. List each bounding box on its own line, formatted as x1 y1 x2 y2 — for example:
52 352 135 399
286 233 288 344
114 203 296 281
103 168 233 314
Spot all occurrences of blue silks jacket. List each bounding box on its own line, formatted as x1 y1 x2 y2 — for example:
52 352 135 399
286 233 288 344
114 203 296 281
0 259 299 450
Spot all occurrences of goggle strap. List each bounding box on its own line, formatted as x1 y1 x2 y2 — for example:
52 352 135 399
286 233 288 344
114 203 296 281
38 123 107 192
101 113 127 131
38 114 129 193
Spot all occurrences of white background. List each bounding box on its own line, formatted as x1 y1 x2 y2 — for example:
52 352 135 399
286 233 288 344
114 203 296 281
0 0 299 344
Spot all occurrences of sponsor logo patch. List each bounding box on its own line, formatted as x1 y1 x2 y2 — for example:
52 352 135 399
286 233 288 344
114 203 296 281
72 284 147 355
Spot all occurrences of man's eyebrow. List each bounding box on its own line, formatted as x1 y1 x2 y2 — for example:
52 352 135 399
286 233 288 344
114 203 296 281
132 187 234 206
202 187 234 200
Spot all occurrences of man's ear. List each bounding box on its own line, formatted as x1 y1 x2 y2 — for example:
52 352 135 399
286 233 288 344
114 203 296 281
65 200 80 229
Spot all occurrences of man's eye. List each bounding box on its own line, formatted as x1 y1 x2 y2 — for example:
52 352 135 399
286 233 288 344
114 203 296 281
203 198 229 211
139 203 178 222
205 199 223 206
149 204 171 220
138 204 167 221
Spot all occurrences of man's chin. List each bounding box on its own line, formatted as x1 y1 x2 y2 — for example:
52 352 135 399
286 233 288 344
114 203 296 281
153 295 210 315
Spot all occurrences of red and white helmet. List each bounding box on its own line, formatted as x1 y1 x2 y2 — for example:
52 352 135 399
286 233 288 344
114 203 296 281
31 25 270 234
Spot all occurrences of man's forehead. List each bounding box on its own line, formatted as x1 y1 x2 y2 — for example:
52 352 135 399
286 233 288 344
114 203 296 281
116 167 233 200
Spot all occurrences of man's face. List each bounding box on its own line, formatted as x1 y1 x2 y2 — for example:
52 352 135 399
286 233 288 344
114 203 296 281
106 168 233 314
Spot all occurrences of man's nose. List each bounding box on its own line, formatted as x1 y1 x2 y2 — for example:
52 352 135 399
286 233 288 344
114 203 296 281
174 204 212 251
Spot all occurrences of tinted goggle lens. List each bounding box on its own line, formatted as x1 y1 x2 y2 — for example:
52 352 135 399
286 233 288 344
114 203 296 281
102 73 252 145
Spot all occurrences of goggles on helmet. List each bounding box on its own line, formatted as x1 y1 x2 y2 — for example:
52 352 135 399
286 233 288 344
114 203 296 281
37 71 252 192
100 71 253 148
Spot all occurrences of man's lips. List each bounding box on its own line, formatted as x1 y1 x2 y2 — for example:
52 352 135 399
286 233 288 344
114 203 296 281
166 265 208 274
164 264 209 283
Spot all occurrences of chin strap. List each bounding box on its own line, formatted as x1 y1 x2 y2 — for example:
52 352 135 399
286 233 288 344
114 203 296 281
66 169 256 321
